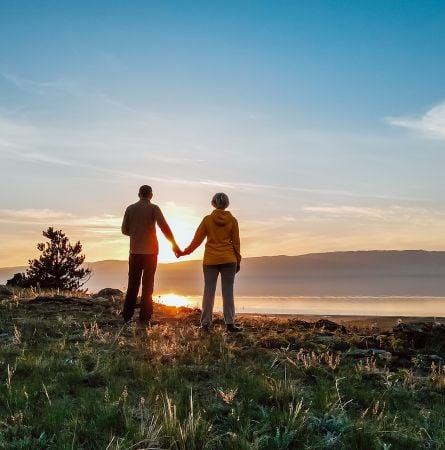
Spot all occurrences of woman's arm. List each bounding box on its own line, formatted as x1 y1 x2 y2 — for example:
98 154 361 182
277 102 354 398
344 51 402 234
183 218 207 255
232 218 241 263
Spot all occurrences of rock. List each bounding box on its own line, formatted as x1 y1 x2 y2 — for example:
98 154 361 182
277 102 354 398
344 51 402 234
314 335 337 344
0 285 14 298
393 322 434 334
314 319 347 333
416 354 445 370
373 350 392 361
30 295 93 305
32 295 73 303
92 288 124 299
392 321 445 351
92 296 110 304
346 349 372 358
0 332 11 343
346 348 392 361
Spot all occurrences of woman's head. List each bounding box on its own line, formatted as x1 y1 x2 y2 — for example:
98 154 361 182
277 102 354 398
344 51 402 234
211 192 230 210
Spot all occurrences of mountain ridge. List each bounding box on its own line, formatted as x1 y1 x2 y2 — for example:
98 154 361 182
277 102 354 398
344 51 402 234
2 250 445 296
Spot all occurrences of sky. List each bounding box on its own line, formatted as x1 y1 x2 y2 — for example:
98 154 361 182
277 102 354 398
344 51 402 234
1 0 445 266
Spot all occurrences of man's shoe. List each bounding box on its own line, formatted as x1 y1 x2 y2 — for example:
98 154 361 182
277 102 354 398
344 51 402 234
226 324 242 333
200 324 210 332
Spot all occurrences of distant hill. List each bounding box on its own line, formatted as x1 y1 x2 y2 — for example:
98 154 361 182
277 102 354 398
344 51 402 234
2 250 445 296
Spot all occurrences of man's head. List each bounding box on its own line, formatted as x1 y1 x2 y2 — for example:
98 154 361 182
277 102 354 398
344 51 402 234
211 192 230 210
138 185 153 199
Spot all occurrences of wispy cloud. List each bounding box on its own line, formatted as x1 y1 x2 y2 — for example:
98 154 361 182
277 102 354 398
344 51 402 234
303 205 388 219
0 209 127 265
387 101 445 139
0 209 120 230
0 120 425 202
302 205 443 223
0 71 77 96
0 209 76 222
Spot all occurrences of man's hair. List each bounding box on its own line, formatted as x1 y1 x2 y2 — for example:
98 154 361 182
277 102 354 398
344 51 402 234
138 185 153 198
211 192 230 210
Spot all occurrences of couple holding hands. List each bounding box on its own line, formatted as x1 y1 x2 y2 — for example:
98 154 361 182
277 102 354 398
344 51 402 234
121 185 242 332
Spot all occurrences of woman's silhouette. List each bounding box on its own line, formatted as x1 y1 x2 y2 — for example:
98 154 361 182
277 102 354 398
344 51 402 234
182 193 242 332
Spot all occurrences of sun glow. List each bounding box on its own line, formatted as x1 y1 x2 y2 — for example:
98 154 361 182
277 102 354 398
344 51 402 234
157 215 204 263
157 293 192 308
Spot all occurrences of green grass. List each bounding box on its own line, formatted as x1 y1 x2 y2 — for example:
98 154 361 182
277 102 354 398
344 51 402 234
1 292 445 449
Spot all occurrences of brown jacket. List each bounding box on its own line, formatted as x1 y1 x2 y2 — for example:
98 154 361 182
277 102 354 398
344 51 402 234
122 199 174 255
186 209 241 265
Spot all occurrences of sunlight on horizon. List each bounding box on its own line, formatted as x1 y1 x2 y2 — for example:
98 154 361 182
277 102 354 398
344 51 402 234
157 293 196 308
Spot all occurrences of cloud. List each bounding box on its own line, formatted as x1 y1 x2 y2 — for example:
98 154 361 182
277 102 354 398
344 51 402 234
0 208 121 231
0 209 75 222
0 209 128 266
387 101 445 139
0 71 77 96
303 205 387 219
302 205 443 223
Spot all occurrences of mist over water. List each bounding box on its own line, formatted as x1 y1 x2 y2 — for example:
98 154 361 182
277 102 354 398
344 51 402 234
157 295 445 317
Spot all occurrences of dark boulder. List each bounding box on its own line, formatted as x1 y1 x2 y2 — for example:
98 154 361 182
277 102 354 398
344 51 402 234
314 319 347 333
92 288 124 299
0 285 14 298
392 321 445 352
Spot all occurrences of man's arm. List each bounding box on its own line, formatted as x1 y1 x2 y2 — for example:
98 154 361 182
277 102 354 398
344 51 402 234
154 206 181 254
121 207 130 236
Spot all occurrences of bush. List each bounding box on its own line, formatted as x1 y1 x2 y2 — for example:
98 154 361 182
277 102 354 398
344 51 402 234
7 227 91 291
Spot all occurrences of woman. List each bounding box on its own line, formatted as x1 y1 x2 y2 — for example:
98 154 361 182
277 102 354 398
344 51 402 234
182 193 242 332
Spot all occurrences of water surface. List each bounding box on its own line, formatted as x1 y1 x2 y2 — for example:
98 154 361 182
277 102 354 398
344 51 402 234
157 295 445 317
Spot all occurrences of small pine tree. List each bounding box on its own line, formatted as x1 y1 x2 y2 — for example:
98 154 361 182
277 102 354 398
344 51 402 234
7 227 91 291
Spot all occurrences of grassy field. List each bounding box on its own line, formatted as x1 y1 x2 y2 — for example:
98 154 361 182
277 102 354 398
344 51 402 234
1 289 445 449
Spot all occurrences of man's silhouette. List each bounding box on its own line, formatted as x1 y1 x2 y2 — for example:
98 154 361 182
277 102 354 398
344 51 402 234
121 185 181 323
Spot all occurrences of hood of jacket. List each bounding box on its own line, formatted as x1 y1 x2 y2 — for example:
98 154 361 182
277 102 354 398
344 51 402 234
210 209 233 227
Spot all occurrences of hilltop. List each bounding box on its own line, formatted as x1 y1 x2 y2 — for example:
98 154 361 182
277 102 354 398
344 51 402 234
1 288 445 448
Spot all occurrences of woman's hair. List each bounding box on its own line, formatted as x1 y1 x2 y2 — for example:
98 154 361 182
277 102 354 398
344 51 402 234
211 192 230 210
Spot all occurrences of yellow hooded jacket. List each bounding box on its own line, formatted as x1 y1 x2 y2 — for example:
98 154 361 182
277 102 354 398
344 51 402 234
186 209 241 265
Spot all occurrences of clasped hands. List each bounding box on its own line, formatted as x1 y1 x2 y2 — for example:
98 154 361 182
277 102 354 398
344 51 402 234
172 244 189 258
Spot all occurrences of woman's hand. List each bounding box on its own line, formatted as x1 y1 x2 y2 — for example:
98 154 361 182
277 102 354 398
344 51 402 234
181 247 192 256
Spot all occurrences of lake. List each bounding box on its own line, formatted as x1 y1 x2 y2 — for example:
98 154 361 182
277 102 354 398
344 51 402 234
156 294 445 317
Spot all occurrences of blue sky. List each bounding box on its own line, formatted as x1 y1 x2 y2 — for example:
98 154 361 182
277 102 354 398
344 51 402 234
1 1 445 265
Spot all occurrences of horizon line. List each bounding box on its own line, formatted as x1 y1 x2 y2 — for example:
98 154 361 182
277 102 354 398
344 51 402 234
1 248 444 270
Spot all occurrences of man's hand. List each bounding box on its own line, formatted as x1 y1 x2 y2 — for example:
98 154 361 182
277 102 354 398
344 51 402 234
172 243 182 258
236 263 240 273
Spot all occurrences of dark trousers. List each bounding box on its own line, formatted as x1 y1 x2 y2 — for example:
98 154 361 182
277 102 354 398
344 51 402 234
122 254 157 321
201 262 237 325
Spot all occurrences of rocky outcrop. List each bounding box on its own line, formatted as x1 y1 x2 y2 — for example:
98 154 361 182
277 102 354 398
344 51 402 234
0 285 14 298
314 319 347 333
92 288 124 299
392 321 445 351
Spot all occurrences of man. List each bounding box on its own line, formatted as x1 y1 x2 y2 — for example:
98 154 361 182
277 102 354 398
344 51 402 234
121 185 181 324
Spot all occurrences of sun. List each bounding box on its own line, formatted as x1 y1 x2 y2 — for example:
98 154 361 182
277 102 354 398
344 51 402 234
157 293 191 308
